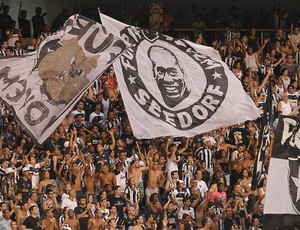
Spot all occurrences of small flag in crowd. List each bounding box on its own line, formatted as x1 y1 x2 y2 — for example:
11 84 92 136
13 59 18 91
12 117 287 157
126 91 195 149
251 81 272 190
264 116 300 229
0 14 128 144
100 13 261 139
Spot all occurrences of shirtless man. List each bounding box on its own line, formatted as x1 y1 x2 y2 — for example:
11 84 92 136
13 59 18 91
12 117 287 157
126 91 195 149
41 209 58 230
145 161 165 204
64 209 80 230
84 166 96 196
132 215 145 230
128 160 149 187
70 161 85 198
98 164 116 190
16 202 29 229
87 209 105 230
237 150 254 173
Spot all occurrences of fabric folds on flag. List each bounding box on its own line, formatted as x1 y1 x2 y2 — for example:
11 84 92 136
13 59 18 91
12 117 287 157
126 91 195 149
0 14 128 144
100 13 261 139
264 116 300 229
251 81 272 190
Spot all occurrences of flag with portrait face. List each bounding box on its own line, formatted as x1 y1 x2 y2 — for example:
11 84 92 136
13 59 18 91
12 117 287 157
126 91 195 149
100 13 261 139
0 14 128 144
264 116 300 229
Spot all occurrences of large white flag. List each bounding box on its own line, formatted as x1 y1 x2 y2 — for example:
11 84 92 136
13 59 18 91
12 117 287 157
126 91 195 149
100 14 261 138
0 14 128 144
264 116 300 229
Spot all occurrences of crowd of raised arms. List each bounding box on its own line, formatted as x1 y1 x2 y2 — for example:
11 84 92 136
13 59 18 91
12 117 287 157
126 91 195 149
1 1 300 230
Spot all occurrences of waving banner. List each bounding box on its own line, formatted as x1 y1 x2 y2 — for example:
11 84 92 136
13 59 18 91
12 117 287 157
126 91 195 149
0 14 128 144
264 116 300 229
100 13 261 138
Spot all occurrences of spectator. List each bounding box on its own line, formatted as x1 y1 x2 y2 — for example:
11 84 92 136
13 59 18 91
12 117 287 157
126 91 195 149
74 196 92 229
18 2 31 42
32 7 47 39
21 206 39 230
0 4 13 40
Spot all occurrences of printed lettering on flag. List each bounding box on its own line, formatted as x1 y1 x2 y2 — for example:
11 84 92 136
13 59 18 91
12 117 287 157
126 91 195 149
0 14 128 144
264 116 300 229
100 13 261 138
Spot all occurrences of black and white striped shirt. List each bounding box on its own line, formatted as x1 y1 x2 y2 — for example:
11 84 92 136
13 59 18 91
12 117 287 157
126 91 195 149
124 186 139 204
212 205 224 230
0 49 7 56
181 162 194 188
13 48 24 56
194 147 213 169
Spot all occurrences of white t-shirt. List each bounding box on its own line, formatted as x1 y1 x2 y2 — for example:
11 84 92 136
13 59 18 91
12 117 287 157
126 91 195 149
197 180 208 198
177 207 195 220
61 198 77 211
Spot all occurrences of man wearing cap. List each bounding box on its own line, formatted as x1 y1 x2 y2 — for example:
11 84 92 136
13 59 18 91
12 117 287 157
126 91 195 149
1 167 16 198
17 166 32 202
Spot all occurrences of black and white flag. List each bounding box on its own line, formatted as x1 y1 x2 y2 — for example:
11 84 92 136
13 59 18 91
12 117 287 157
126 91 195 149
100 14 261 139
0 14 128 144
264 116 300 229
251 81 272 190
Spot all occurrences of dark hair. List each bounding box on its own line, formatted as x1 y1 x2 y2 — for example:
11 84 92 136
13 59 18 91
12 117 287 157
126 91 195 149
182 196 191 203
135 214 144 222
108 218 115 226
171 170 178 177
29 206 36 214
182 213 189 219
149 193 159 202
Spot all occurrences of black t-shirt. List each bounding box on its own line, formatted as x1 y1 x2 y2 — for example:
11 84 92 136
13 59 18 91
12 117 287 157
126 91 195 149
146 209 163 223
94 151 110 172
17 177 32 202
224 217 237 230
108 195 126 217
18 18 31 38
166 209 177 229
252 213 263 228
124 216 135 230
22 216 40 230
74 205 89 230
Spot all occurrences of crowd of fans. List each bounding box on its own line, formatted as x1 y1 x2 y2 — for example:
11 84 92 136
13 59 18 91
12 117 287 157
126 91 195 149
1 1 300 230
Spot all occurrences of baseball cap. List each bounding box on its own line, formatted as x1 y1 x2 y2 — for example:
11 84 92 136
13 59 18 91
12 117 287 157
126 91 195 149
22 166 30 172
5 167 14 174
84 152 93 158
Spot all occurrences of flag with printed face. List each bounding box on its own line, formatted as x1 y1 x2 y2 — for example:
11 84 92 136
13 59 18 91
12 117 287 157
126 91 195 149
100 13 261 139
264 116 300 229
0 14 128 144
